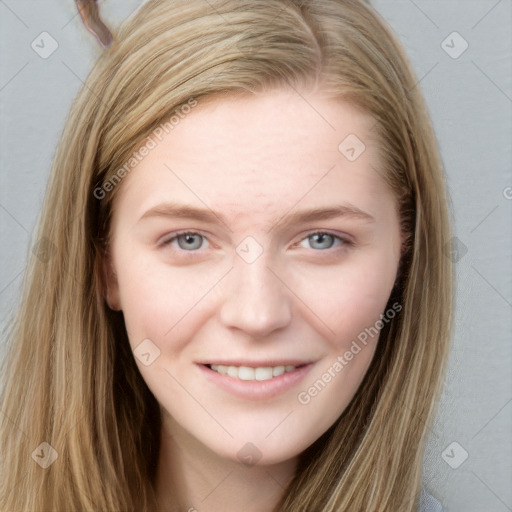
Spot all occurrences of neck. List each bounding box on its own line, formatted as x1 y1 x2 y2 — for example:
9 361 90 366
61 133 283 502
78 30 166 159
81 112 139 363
154 411 298 512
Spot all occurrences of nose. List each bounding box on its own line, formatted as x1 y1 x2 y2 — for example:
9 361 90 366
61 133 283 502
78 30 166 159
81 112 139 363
219 251 293 339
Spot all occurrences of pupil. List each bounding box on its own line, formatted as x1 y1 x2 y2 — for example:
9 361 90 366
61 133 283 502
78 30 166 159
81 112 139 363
179 234 201 250
313 233 331 249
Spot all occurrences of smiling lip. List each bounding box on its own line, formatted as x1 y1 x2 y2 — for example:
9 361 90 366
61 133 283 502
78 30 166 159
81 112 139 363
196 361 315 401
196 359 312 367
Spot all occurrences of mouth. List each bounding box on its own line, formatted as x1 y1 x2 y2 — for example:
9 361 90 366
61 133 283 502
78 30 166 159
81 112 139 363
203 363 308 382
197 360 315 400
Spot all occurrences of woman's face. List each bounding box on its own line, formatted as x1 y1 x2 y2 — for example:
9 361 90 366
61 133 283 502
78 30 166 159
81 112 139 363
105 88 402 466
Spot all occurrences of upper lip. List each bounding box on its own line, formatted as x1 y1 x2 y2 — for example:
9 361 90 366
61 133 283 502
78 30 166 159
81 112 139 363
197 359 314 368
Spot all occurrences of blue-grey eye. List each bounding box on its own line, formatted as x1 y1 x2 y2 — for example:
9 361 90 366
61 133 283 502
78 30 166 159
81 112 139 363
176 233 204 250
305 233 339 250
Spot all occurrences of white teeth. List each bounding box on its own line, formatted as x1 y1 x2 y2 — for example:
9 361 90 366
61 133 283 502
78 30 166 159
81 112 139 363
216 364 228 375
227 365 238 378
255 367 273 381
209 364 297 381
238 366 255 380
272 366 285 377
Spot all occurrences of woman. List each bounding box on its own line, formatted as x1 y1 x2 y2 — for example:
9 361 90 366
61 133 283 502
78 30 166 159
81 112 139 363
0 1 453 510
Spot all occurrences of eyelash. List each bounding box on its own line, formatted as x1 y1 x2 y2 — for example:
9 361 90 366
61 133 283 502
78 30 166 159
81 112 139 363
159 230 354 256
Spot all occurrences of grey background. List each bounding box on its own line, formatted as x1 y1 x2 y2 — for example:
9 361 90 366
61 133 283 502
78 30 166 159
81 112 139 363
1 1 511 510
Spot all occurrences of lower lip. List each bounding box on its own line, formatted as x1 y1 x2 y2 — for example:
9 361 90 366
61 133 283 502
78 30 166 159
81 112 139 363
197 363 315 401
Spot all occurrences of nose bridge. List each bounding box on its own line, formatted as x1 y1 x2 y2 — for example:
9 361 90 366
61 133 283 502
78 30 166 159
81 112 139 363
219 239 292 336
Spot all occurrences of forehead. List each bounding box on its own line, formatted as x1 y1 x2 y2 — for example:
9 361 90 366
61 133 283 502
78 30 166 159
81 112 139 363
171 88 377 165
113 88 391 224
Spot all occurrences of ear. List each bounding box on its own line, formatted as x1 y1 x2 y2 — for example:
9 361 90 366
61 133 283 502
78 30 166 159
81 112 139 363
101 247 121 311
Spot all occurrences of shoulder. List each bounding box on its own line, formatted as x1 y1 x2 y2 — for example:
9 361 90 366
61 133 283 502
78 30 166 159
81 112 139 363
420 488 448 512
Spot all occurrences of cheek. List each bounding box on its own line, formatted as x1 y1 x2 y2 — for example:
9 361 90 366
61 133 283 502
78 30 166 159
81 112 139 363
294 349 375 443
296 250 398 349
113 248 216 347
292 252 399 430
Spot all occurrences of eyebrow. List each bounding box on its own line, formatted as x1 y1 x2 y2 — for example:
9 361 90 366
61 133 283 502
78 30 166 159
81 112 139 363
138 201 375 230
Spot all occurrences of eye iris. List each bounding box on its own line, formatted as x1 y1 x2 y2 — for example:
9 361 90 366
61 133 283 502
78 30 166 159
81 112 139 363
172 233 339 251
177 234 202 250
310 233 334 250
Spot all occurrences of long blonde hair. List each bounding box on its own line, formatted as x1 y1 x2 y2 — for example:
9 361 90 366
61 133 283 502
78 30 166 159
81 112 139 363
0 1 454 510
